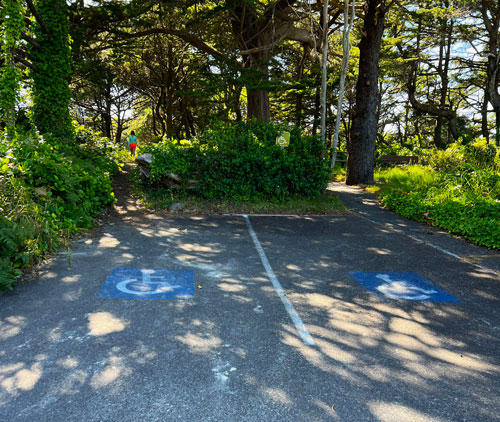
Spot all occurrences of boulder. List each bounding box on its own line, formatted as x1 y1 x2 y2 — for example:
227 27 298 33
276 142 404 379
135 153 153 178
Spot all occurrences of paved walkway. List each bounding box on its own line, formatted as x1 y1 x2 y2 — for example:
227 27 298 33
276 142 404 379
329 182 500 277
1 178 499 422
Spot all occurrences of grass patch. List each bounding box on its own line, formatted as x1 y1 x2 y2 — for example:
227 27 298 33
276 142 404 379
131 179 345 215
373 165 439 194
374 164 500 249
331 165 346 182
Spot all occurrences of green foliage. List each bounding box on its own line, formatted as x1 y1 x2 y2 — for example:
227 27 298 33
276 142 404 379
380 191 500 249
376 141 500 248
0 0 24 135
30 0 73 140
0 126 127 290
142 121 331 200
0 175 57 289
374 165 440 192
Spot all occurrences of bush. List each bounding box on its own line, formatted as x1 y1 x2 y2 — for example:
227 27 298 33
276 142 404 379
419 139 498 172
142 121 331 200
376 141 500 249
380 191 500 248
0 127 128 290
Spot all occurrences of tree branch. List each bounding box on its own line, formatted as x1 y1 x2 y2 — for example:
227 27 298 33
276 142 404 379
264 0 299 22
22 33 41 50
113 28 229 61
481 0 494 35
25 0 51 34
407 65 455 120
13 52 39 72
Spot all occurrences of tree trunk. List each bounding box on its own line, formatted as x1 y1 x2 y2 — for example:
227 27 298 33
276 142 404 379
481 1 500 145
497 111 500 146
320 0 330 144
312 86 321 135
247 89 270 122
103 84 112 139
332 0 356 168
434 118 446 149
166 45 175 137
346 0 386 185
295 48 308 126
482 90 490 143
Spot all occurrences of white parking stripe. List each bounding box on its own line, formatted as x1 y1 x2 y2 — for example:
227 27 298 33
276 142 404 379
355 213 500 278
242 215 315 346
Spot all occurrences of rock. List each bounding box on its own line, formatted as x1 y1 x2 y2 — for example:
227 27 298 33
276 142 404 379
170 202 184 212
135 153 153 178
135 152 198 190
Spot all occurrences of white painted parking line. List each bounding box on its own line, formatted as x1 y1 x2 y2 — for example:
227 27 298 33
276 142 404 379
225 214 299 217
242 214 315 346
355 213 500 278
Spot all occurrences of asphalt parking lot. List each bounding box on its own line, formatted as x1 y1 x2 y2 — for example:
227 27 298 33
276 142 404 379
1 198 500 421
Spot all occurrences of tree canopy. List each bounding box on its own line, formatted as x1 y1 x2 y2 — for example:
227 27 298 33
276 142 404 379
1 0 499 184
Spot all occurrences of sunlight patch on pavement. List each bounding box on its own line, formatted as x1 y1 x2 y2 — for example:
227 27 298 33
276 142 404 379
87 312 129 336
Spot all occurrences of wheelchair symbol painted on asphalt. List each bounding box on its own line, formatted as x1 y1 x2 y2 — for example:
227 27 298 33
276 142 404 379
99 268 194 300
349 272 459 302
375 273 438 301
116 269 183 295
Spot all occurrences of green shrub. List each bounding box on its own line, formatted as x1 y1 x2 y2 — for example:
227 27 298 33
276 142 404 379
143 121 331 200
419 139 498 172
0 127 128 290
0 175 58 289
380 191 500 248
375 165 439 192
375 141 500 248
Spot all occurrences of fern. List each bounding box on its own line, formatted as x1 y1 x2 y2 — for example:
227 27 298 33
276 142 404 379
0 258 16 290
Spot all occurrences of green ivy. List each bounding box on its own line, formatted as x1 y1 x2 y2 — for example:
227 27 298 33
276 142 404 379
29 0 73 140
0 0 24 136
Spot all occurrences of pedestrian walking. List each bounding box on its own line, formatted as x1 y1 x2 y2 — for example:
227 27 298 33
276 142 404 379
128 131 137 157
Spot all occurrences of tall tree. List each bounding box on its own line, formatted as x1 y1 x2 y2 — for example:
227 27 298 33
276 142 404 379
346 0 388 185
101 1 320 123
479 0 500 145
29 0 73 140
403 1 459 148
0 0 24 137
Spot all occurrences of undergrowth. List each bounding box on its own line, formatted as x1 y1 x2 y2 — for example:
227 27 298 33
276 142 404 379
0 125 129 290
375 140 500 249
141 121 332 201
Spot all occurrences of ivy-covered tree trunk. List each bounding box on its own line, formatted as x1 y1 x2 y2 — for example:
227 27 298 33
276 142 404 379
30 0 73 141
346 0 387 185
0 0 24 138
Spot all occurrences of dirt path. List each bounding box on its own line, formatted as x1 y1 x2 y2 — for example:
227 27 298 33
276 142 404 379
102 163 164 228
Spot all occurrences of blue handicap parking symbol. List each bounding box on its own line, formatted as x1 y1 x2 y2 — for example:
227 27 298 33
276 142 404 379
99 268 194 299
349 272 459 302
